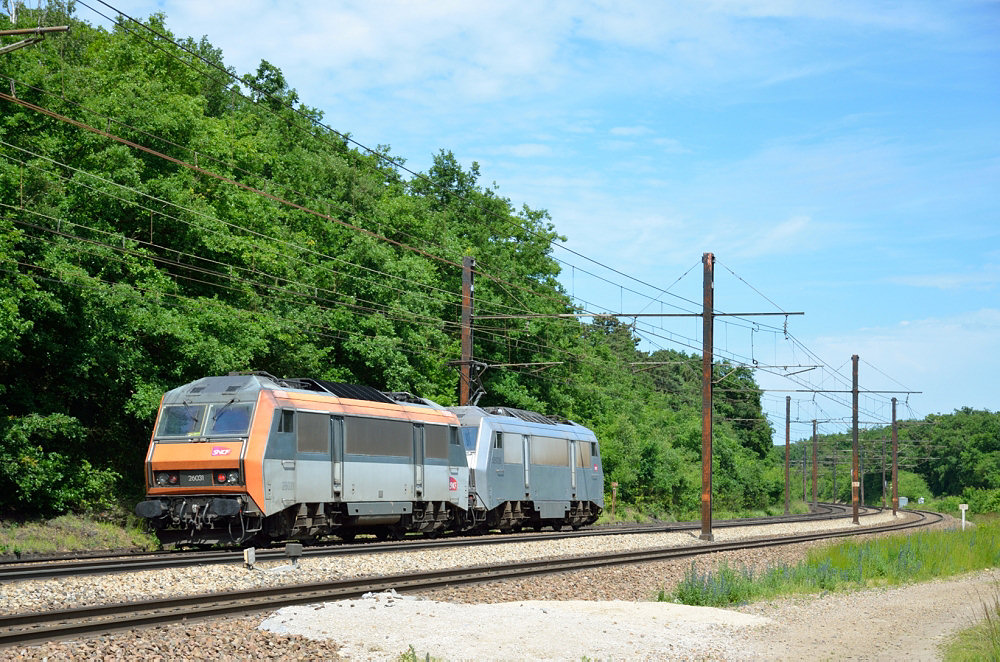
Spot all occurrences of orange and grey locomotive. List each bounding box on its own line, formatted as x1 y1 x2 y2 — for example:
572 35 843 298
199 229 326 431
135 373 604 545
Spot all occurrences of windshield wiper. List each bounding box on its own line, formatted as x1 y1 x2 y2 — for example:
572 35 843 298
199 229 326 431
212 398 237 422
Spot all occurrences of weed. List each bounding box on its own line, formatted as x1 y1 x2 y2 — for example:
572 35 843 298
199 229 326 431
397 645 438 662
664 521 1000 607
0 514 159 555
942 580 1000 661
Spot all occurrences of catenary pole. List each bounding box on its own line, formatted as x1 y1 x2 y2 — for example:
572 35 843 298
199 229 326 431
812 419 818 508
459 256 475 406
700 253 715 541
852 354 860 525
784 395 791 515
892 397 899 516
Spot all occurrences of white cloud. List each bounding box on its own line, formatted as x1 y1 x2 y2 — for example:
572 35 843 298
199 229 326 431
610 126 654 137
890 266 1000 291
738 215 812 259
653 138 692 154
490 143 553 158
106 0 957 112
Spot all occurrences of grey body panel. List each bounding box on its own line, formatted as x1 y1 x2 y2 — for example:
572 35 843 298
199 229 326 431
449 406 605 514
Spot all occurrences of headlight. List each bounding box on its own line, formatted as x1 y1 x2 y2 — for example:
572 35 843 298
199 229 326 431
156 471 179 486
214 470 240 485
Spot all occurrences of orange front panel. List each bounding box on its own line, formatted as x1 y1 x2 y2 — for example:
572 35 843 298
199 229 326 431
242 390 276 513
150 441 244 470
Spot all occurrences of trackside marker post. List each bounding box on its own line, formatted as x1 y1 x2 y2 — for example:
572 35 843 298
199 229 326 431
959 503 968 530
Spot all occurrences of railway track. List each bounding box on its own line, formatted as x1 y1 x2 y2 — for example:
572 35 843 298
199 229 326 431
0 508 941 648
0 502 859 582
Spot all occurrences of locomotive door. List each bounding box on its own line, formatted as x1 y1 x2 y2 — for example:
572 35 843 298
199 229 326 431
331 416 344 497
412 424 425 498
569 439 577 494
522 435 530 491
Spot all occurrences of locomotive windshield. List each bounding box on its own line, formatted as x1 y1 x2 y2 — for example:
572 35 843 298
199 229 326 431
207 402 252 436
156 404 207 437
155 402 253 438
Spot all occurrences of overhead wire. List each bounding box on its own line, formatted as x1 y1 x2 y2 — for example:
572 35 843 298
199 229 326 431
11 2 920 426
81 0 722 318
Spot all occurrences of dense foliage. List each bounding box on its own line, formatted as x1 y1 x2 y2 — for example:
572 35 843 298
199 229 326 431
9 4 977 520
784 408 1000 507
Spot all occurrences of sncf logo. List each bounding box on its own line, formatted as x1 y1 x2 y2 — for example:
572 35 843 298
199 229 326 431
211 447 231 456
448 476 458 491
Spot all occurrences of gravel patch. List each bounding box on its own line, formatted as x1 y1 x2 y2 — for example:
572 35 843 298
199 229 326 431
259 590 771 660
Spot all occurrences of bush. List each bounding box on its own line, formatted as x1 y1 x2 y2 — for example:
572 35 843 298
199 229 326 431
0 413 120 516
896 470 932 503
962 488 1000 514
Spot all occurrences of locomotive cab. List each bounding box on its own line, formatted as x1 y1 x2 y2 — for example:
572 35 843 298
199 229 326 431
135 375 266 545
136 373 470 546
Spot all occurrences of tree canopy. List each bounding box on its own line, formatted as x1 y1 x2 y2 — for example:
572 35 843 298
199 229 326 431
0 3 830 519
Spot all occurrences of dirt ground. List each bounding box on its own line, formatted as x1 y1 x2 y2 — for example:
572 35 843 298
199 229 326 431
739 568 1000 660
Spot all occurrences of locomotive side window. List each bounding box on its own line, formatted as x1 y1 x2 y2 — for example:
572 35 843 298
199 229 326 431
345 417 411 456
156 404 206 437
277 409 295 433
532 435 570 466
503 432 522 464
297 412 330 453
577 440 592 467
450 426 459 445
493 431 503 449
591 442 598 461
425 424 449 459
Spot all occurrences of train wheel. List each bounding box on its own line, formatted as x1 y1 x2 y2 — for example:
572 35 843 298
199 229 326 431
338 531 356 543
550 522 563 532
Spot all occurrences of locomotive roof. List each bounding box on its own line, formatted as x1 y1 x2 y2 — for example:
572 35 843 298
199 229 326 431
163 373 446 410
449 405 587 431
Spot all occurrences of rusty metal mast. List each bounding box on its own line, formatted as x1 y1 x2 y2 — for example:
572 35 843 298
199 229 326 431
700 252 715 541
892 397 899 516
812 419 818 508
784 395 791 514
852 354 860 525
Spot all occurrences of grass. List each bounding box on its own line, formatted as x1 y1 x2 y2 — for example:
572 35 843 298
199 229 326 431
397 645 441 661
662 520 1000 607
598 499 811 525
0 514 159 557
942 581 1000 661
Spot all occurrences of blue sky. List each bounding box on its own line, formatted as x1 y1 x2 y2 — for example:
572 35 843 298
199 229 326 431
86 1 998 440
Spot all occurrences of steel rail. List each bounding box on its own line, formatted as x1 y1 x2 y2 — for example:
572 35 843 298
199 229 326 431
0 509 941 648
0 503 854 582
